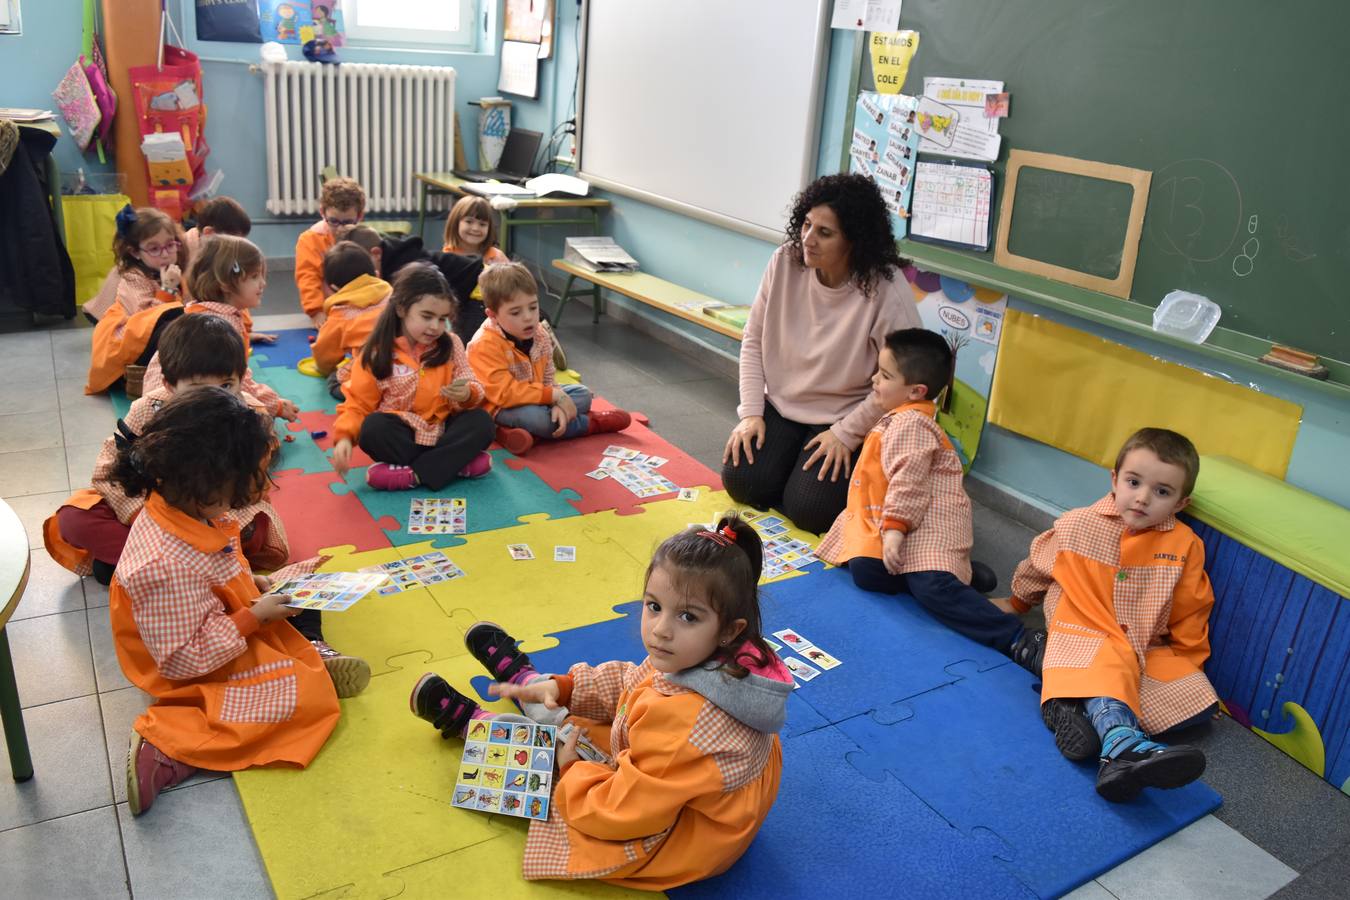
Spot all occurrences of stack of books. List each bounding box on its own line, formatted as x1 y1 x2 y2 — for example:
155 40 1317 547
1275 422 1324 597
564 237 639 274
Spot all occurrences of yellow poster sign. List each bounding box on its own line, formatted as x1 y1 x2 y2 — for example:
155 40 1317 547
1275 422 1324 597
870 31 919 94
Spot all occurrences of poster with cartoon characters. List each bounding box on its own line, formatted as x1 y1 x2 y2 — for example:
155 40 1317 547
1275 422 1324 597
903 268 1008 468
261 1 344 46
848 91 920 239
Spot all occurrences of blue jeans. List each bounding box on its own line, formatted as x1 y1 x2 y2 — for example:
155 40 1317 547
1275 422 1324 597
495 383 592 439
1085 696 1218 741
846 560 1023 652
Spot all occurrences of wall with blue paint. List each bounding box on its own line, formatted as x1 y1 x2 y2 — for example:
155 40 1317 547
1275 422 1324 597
0 1 116 176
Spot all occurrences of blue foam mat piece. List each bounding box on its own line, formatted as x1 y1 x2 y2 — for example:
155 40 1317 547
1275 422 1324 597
757 566 1010 724
248 327 319 369
837 664 1223 899
671 725 1037 900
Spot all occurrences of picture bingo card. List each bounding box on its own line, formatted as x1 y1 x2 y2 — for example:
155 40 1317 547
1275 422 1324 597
275 572 389 611
407 497 466 535
909 161 993 251
453 720 557 820
362 551 465 595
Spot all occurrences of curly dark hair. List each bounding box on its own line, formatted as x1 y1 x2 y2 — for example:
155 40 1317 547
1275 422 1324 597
784 173 907 297
109 387 275 512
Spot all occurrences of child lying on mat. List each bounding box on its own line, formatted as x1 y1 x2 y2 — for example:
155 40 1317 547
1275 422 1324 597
331 263 495 490
47 316 290 584
311 240 392 401
467 262 630 455
409 515 790 889
139 235 298 422
815 328 1045 674
107 388 369 817
996 427 1218 802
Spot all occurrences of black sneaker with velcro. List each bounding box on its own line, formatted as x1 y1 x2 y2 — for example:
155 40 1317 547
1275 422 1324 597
1041 698 1101 761
464 621 534 683
409 673 479 740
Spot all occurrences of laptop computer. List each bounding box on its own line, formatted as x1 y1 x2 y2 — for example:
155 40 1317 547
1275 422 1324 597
452 128 543 185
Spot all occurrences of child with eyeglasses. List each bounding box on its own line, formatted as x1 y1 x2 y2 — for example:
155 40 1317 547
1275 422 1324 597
85 206 187 395
295 176 366 327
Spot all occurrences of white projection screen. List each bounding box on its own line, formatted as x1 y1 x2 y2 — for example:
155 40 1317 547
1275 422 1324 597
577 0 830 241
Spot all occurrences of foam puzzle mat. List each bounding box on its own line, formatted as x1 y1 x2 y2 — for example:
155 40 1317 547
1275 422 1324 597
226 329 1220 899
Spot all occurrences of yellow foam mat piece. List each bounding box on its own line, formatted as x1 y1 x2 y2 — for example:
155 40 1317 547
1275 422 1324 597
236 490 820 898
987 308 1302 478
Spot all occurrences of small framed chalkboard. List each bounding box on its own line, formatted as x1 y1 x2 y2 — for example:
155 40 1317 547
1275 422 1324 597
994 150 1152 299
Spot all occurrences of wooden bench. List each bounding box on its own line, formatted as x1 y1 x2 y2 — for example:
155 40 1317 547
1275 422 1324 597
551 259 746 341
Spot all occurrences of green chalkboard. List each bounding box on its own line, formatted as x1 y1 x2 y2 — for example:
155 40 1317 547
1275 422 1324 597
882 0 1350 363
1006 167 1134 280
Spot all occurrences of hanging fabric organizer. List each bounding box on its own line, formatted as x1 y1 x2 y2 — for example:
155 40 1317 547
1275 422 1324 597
126 5 208 220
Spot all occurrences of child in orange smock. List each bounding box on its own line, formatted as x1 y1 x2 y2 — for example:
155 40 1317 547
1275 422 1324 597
998 427 1218 802
409 515 791 889
85 206 187 394
108 388 369 816
331 263 494 490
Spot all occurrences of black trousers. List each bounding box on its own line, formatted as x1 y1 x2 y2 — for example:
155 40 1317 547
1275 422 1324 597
292 608 324 642
357 409 494 491
721 400 860 535
847 559 1022 652
326 370 344 401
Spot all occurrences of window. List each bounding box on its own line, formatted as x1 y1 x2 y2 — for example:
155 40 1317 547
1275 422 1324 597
343 0 477 49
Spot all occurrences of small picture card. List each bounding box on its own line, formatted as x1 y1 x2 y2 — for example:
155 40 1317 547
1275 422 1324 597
677 488 699 502
585 468 610 480
643 455 668 469
772 629 815 652
802 647 842 670
763 638 782 652
783 656 821 682
602 445 639 460
597 458 623 470
508 543 535 560
984 92 1010 118
452 722 557 820
554 545 576 563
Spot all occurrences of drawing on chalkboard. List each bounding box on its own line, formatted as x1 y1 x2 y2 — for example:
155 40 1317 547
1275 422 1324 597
994 149 1152 299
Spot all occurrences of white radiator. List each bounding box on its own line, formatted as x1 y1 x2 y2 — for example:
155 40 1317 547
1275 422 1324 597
262 61 456 215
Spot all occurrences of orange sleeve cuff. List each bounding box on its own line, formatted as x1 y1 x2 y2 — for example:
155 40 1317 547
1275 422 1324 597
882 518 910 533
230 607 261 636
1010 596 1032 614
551 674 574 706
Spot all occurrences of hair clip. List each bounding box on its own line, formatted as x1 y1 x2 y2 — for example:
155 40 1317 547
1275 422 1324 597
115 204 137 238
230 260 242 274
697 525 739 546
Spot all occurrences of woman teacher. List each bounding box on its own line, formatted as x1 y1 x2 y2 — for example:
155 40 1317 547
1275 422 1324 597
722 173 922 534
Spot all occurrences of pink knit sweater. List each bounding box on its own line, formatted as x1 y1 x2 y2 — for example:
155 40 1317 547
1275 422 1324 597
736 244 923 449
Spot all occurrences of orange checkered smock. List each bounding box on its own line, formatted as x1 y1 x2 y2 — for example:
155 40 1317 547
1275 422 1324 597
44 387 290 576
140 301 284 417
466 317 557 416
522 654 789 889
816 400 974 582
312 274 391 377
1011 495 1219 733
334 335 485 446
109 492 338 770
85 269 183 394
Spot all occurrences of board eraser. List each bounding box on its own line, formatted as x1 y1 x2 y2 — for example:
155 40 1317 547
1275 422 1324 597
1260 345 1330 380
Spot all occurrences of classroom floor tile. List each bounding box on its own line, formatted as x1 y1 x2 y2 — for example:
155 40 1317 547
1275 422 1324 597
0 694 113 831
7 608 96 708
0 806 129 900
9 549 86 622
1096 815 1297 900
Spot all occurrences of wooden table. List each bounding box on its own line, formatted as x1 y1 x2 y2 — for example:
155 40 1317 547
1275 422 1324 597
0 498 32 781
414 173 611 255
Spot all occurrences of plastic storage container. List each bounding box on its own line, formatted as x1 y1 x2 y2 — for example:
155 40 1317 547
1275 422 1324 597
1152 290 1221 343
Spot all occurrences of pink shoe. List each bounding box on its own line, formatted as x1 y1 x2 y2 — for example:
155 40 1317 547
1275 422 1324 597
126 731 197 817
366 463 418 490
458 451 493 479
